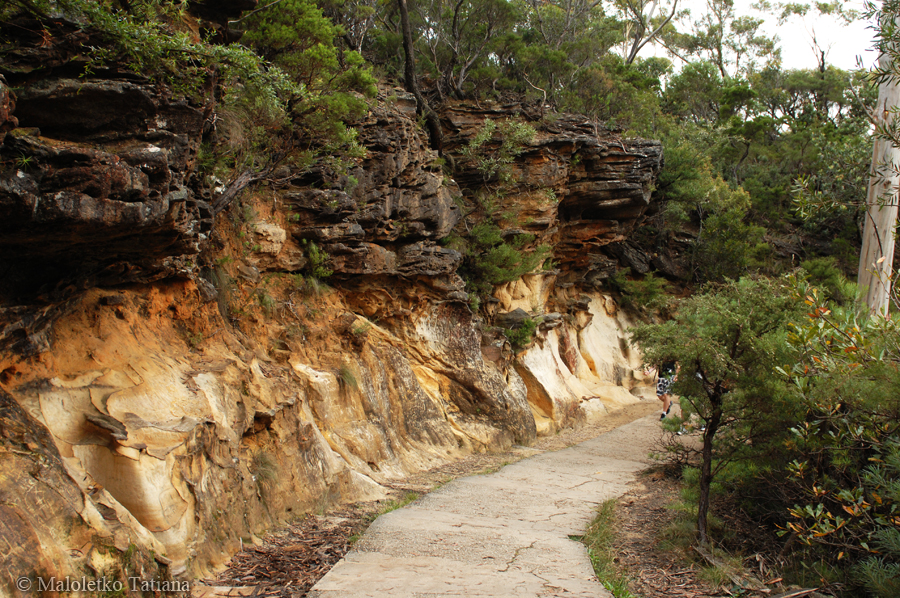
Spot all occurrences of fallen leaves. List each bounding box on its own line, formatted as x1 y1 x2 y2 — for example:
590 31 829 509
198 513 363 598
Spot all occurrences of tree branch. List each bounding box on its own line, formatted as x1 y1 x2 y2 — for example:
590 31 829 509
228 0 287 24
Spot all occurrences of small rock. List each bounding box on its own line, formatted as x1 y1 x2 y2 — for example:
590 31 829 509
99 295 126 306
237 263 260 283
195 278 219 302
495 308 532 328
481 345 503 362
446 291 469 302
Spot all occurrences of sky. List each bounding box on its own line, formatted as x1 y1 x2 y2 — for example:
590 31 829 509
731 0 878 71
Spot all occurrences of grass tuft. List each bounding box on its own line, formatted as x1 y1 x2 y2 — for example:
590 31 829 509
582 499 637 598
374 492 419 518
338 363 358 389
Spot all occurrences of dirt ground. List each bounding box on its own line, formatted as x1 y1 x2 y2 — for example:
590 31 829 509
614 473 720 597
197 401 798 598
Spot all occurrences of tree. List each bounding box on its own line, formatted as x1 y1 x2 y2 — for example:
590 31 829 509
615 0 680 64
630 277 801 544
397 0 443 150
663 0 780 78
774 1 861 71
858 3 900 315
317 0 383 52
521 0 606 49
414 0 519 99
515 0 621 104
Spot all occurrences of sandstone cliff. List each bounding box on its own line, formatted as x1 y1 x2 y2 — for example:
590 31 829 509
0 15 663 591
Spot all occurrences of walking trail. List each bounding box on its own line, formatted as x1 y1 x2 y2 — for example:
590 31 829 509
308 411 665 598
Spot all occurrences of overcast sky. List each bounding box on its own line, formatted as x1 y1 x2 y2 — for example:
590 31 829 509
731 0 877 71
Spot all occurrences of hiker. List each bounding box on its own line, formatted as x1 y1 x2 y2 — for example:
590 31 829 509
645 361 678 419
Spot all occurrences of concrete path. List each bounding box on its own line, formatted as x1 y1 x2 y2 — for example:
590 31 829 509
309 412 664 598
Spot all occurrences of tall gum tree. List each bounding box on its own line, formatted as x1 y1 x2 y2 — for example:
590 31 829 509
859 2 900 315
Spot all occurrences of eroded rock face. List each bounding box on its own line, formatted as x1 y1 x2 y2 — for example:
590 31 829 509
285 91 463 286
0 24 214 359
0 282 542 579
0 388 172 595
493 275 652 435
0 76 17 141
0 78 210 288
441 106 664 286
0 21 664 585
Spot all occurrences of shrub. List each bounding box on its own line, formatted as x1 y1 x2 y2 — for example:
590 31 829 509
255 289 277 315
459 119 535 184
630 277 802 545
505 318 537 351
459 224 551 299
609 269 669 311
303 240 334 280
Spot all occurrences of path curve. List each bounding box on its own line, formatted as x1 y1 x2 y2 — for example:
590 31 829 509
309 412 665 598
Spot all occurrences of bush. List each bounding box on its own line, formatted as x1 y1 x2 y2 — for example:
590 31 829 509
303 240 334 280
459 119 535 184
799 256 855 305
504 318 537 351
459 224 550 299
608 269 669 311
337 363 358 389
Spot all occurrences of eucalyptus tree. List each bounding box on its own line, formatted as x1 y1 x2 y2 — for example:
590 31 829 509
615 0 681 64
858 0 900 315
663 0 780 77
413 0 520 99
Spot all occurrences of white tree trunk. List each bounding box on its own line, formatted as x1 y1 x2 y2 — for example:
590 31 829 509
858 50 900 316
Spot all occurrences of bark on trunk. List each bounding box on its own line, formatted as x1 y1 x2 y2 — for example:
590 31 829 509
859 47 900 315
397 0 443 152
212 169 258 215
697 398 722 546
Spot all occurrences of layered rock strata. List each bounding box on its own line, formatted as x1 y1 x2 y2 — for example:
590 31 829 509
0 23 663 592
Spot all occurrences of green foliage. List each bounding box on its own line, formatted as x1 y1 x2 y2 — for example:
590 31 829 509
694 209 769 282
659 467 727 549
256 288 277 315
186 331 203 349
798 257 856 305
11 1 299 104
664 61 724 124
374 492 419 517
791 118 872 235
582 500 637 598
3 0 380 186
411 0 521 99
251 452 279 493
459 119 536 184
302 240 334 280
630 277 803 543
772 278 900 595
453 119 551 300
504 317 537 351
337 363 358 389
608 269 669 312
350 320 372 341
460 225 551 298
239 0 376 169
560 55 668 135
